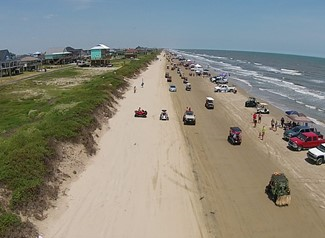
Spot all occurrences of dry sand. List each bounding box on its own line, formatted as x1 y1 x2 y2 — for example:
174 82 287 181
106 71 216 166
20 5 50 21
36 53 325 238
36 55 208 238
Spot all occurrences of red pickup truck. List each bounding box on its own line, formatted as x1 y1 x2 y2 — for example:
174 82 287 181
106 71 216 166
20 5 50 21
288 132 325 151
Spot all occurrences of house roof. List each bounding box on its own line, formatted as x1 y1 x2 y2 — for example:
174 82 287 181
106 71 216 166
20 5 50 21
45 47 71 55
20 56 40 62
0 49 10 61
91 44 110 50
125 48 138 54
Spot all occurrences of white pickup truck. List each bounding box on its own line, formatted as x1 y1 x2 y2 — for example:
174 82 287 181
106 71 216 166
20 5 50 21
307 143 325 165
214 84 237 93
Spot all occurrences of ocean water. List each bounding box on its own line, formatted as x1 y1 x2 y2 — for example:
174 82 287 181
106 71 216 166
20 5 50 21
172 49 325 133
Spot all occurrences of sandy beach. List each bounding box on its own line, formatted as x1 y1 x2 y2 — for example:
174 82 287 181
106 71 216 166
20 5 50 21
36 53 325 238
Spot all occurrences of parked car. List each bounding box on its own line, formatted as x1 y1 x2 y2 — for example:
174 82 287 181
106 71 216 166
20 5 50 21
307 143 325 165
169 85 177 92
185 83 191 91
288 132 325 151
245 97 258 107
214 84 237 93
283 125 318 141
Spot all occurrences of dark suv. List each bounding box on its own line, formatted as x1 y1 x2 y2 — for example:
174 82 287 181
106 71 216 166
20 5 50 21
283 125 317 141
245 97 258 107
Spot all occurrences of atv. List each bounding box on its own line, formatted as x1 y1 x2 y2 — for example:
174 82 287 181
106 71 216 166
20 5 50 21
134 108 147 118
265 172 291 206
160 109 169 120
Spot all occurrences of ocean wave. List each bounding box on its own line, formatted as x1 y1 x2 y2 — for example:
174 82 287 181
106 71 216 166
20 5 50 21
258 88 295 101
305 104 317 110
256 65 281 73
309 79 324 84
295 100 304 104
307 116 325 128
280 68 302 76
293 88 325 100
232 77 252 87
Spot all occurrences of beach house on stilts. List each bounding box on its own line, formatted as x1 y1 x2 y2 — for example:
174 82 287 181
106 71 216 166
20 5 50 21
90 44 110 67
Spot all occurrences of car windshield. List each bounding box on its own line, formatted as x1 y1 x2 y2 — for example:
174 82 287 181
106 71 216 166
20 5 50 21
170 86 176 88
297 134 307 141
186 111 194 115
316 144 325 152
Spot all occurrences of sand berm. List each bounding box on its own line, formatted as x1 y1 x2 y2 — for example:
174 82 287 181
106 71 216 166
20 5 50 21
35 52 325 238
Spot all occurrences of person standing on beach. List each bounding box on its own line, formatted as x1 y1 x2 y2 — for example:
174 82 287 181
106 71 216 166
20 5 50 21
274 121 278 131
253 113 257 127
271 119 275 130
259 126 266 140
141 78 144 88
134 86 137 93
281 117 285 128
258 113 262 123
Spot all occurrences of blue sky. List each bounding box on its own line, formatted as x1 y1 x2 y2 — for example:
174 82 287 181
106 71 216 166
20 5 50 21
1 0 325 58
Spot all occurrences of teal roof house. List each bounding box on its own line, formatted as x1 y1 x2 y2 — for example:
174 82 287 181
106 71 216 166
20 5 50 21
90 44 110 66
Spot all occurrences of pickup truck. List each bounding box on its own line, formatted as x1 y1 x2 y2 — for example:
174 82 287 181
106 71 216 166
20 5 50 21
288 132 325 151
283 125 319 141
214 84 237 93
307 143 325 165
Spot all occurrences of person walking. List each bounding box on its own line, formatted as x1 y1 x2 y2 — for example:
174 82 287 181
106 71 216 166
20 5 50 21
141 78 144 88
253 113 257 127
134 86 137 93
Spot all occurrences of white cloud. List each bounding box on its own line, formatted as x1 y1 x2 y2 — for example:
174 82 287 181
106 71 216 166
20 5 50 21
44 14 56 19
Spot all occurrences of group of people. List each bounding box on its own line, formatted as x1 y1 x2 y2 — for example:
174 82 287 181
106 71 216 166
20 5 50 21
252 112 262 127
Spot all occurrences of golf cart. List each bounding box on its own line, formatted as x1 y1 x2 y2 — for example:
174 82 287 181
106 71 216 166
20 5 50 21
205 97 214 109
256 103 270 114
160 109 169 120
228 127 242 145
185 83 191 91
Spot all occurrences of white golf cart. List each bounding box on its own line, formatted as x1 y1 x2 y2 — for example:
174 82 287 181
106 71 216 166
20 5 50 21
256 102 270 114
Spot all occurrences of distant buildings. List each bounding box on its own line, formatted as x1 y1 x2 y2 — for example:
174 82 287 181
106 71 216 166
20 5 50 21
0 44 158 78
0 49 21 77
90 44 110 66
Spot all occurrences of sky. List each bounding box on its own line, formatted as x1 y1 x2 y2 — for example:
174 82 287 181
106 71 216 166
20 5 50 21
1 0 325 58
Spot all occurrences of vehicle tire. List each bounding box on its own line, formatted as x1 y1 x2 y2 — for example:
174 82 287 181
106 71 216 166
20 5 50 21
316 157 323 165
297 146 302 151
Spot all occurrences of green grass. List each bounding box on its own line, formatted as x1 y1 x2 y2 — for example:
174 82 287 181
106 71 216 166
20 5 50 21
0 51 160 234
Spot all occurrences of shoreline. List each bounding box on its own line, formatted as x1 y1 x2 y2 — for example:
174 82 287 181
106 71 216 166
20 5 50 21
173 49 325 134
